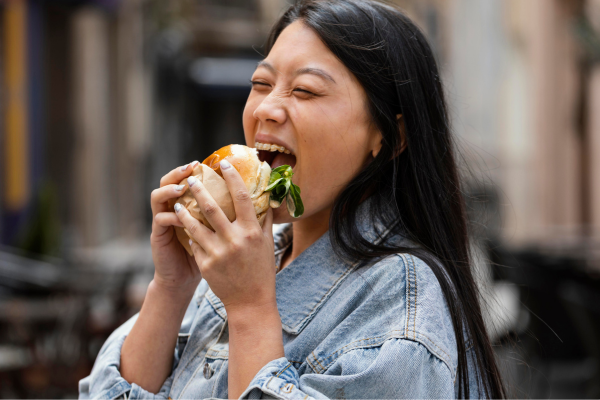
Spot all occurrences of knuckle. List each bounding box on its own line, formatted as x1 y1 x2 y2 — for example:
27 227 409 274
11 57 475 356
203 202 218 216
246 228 262 241
211 248 223 260
234 189 250 202
203 258 216 271
188 223 198 236
199 260 209 274
191 183 203 195
229 239 243 252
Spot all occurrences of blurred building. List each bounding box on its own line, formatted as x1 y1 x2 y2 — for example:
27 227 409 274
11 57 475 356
3 0 599 269
0 0 600 398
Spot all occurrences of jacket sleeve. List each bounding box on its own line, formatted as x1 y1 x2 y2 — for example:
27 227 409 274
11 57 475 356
79 283 202 400
240 337 455 400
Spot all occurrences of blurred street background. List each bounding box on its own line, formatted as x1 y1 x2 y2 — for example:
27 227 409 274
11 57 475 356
0 0 599 398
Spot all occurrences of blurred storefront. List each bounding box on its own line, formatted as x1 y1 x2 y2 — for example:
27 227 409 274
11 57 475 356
0 0 599 397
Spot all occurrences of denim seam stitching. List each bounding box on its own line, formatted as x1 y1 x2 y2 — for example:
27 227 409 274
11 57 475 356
312 333 455 379
411 254 417 339
402 254 418 340
407 254 415 339
310 251 410 371
411 332 455 379
282 263 357 333
206 290 227 320
99 380 131 400
413 331 452 363
209 356 226 398
283 217 401 334
403 255 455 374
306 357 319 373
310 252 454 375
310 351 328 373
325 332 408 369
313 330 409 370
410 254 418 340
262 380 288 400
176 319 228 399
205 352 229 360
276 362 294 378
402 253 411 338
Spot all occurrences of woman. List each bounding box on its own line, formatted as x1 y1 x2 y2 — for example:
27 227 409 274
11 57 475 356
80 0 505 398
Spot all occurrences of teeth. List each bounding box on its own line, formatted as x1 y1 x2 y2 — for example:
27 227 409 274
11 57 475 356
254 141 293 155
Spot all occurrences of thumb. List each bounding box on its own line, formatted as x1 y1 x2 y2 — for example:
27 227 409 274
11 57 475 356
262 208 274 240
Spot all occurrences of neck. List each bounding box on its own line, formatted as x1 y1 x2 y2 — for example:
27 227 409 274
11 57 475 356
281 207 331 269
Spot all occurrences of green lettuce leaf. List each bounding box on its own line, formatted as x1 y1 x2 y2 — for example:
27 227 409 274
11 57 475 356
265 165 304 217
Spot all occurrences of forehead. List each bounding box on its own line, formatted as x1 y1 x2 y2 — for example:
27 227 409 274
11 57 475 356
264 21 344 77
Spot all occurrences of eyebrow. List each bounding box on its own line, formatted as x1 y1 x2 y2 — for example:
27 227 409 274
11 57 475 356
256 61 336 84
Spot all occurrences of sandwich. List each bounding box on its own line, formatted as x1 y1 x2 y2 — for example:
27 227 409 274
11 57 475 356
170 144 303 255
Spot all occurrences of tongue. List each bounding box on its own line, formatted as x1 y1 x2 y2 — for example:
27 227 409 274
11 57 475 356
271 153 296 169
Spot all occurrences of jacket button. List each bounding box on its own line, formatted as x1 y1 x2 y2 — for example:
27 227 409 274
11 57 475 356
203 362 213 379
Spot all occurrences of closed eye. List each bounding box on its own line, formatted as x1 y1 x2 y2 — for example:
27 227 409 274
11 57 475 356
250 80 270 87
293 88 314 95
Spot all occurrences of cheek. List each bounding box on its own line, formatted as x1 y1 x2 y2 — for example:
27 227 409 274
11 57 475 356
292 105 372 209
242 95 260 141
297 108 369 174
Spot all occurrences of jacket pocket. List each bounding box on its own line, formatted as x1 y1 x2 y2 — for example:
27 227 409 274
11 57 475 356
176 333 191 361
203 343 229 397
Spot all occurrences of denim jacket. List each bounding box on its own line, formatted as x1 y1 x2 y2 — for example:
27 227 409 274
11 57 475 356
79 199 481 399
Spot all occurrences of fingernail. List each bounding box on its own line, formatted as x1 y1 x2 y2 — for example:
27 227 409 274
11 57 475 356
175 184 185 191
180 164 189 171
189 239 193 246
174 203 183 213
191 160 200 167
220 160 231 170
187 176 197 187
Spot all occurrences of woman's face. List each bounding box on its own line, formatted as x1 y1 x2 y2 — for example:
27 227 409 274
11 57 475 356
243 21 381 224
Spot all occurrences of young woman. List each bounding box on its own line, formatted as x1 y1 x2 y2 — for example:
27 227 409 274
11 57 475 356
80 1 505 398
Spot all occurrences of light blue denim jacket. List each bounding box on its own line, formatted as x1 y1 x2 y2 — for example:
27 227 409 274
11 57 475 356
79 199 481 399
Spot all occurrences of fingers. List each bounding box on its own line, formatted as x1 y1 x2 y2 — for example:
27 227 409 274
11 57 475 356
186 175 231 234
219 160 258 225
151 211 183 241
174 200 214 249
151 184 187 217
154 212 183 228
159 161 199 188
151 161 198 217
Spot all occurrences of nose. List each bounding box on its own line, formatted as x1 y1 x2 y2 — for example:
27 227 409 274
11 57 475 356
253 92 287 125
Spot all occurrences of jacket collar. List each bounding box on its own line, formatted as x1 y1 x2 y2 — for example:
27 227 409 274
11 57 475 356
273 197 401 334
205 197 401 335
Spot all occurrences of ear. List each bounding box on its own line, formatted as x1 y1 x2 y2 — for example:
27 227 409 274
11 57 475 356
371 114 407 159
396 114 407 157
370 128 383 159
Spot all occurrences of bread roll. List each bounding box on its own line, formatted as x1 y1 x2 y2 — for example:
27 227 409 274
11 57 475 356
170 145 271 255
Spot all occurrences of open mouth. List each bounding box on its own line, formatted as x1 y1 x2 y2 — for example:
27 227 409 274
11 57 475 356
255 141 297 169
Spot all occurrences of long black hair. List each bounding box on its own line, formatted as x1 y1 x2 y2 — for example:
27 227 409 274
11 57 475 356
266 1 505 398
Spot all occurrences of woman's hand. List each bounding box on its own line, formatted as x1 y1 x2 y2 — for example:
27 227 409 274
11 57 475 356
175 159 283 398
174 159 277 311
150 161 203 296
174 159 284 397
